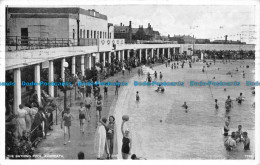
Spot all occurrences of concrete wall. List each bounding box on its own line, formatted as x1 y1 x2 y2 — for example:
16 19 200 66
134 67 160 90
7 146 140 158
79 13 108 39
99 39 125 51
6 44 180 70
8 17 69 38
180 44 255 54
109 26 114 39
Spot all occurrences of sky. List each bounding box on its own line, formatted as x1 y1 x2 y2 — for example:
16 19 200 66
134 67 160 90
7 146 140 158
83 5 256 43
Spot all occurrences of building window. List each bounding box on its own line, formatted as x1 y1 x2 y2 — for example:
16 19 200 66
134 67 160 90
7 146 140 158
80 29 82 38
110 33 111 39
100 31 102 38
104 32 106 39
83 30 85 38
87 30 89 38
94 31 96 39
73 29 75 39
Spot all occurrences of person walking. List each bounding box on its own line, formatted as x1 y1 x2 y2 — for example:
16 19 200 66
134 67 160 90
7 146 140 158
96 96 103 125
79 102 86 134
63 108 74 145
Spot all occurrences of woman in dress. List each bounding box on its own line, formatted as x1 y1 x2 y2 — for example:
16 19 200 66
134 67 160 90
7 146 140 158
17 104 28 137
121 120 132 159
23 104 32 131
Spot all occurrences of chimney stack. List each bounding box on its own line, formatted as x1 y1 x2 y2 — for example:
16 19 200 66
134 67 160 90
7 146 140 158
120 22 122 26
225 35 228 43
129 21 132 27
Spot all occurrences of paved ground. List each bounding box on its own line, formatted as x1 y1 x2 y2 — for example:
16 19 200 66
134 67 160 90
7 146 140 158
34 66 143 159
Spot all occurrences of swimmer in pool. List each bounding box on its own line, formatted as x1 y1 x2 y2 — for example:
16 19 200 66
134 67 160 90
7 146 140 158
161 86 165 92
147 73 152 82
225 96 233 110
236 92 244 104
136 91 140 101
156 84 164 92
182 102 188 109
215 99 219 109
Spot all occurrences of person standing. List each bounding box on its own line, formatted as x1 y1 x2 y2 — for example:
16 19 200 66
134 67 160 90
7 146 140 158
224 132 237 151
63 108 73 145
104 85 108 96
159 72 163 80
115 81 120 95
138 68 141 77
121 120 132 159
84 95 92 122
136 91 140 101
236 93 244 104
96 96 103 124
223 120 230 137
101 116 117 159
17 104 28 137
215 99 219 109
23 104 32 132
95 117 108 159
242 132 250 150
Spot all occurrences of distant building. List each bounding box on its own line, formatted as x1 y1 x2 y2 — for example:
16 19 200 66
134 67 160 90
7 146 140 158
114 21 132 43
210 40 246 44
169 35 195 44
114 22 161 43
6 7 114 46
195 39 210 44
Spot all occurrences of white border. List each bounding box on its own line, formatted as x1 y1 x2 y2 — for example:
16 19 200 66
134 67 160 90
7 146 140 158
0 0 259 165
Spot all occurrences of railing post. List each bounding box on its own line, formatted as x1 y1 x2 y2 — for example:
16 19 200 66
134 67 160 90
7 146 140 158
55 38 56 47
47 38 49 48
62 38 63 47
16 36 18 50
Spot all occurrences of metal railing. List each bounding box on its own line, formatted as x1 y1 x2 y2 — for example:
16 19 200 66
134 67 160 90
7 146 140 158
6 36 77 51
79 38 98 46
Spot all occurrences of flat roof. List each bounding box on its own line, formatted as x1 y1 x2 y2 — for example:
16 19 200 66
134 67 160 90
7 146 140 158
7 7 107 20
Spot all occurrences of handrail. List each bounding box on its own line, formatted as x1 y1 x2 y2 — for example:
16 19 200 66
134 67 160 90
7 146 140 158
6 36 78 51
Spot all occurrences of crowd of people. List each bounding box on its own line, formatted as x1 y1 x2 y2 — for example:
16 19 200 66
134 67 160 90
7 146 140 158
6 48 254 159
6 89 57 159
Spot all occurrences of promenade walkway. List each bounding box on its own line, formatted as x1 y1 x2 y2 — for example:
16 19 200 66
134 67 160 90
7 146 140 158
34 67 140 159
